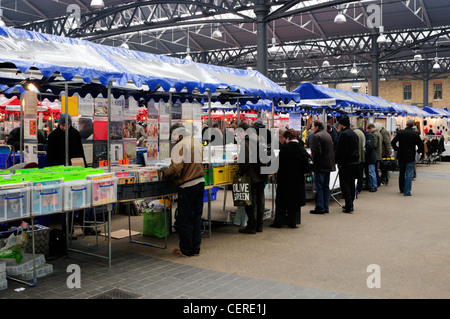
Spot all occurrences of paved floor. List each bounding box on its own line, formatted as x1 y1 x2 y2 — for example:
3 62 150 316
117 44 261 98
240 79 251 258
1 161 449 301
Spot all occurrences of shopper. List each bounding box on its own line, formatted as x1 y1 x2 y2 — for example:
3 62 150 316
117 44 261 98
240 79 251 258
164 123 205 256
373 123 383 186
47 113 86 167
365 124 378 192
270 129 306 227
236 122 267 233
378 123 393 185
309 120 335 214
353 125 365 193
136 121 147 147
7 126 47 152
391 119 424 196
278 127 286 146
335 116 359 213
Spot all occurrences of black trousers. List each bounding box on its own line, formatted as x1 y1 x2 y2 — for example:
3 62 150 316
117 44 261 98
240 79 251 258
175 182 205 256
244 181 265 230
339 164 358 210
273 204 300 226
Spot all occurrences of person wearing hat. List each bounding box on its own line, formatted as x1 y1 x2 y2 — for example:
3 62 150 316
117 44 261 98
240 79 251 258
391 119 424 196
47 113 87 167
163 123 205 257
136 121 147 147
335 116 360 213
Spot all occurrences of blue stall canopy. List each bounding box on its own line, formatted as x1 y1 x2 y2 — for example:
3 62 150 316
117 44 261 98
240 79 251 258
423 106 450 118
0 26 300 104
293 82 393 111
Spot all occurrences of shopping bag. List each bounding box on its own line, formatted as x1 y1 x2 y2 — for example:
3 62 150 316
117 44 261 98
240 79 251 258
232 173 252 206
380 158 398 171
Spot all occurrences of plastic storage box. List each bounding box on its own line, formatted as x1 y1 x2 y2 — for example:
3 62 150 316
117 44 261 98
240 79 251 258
203 187 219 202
87 173 118 206
4 253 46 276
0 182 31 222
31 179 63 215
17 263 53 280
63 179 92 210
213 166 228 185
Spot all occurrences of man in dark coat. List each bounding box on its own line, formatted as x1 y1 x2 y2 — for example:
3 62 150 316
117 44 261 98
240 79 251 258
270 129 306 228
236 122 267 233
47 113 87 167
391 119 424 196
309 120 336 214
7 126 47 152
335 116 359 213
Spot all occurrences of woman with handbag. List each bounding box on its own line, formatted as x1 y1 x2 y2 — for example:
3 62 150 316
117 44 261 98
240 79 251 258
270 129 306 228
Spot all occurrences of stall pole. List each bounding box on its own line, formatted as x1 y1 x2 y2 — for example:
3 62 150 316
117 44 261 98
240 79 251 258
65 83 69 166
236 98 240 125
207 91 212 238
19 97 23 163
107 81 112 172
169 93 173 154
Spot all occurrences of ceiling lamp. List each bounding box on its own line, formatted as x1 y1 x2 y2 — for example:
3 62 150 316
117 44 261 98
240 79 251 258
268 37 278 53
433 56 440 70
322 60 330 67
350 63 358 75
185 48 192 61
246 66 253 70
212 28 222 39
377 26 386 44
0 18 5 27
281 68 288 79
317 80 323 85
413 53 422 61
120 42 129 50
90 0 105 9
334 5 346 24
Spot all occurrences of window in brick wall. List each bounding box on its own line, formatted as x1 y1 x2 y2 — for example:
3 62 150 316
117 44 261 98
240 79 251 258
433 83 442 100
403 84 412 100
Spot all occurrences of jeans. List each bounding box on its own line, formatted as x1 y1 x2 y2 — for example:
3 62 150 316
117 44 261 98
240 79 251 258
398 161 415 196
313 171 331 212
175 182 205 256
367 164 377 189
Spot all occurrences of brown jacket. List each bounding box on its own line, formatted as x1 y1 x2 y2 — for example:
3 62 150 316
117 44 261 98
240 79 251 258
164 136 205 186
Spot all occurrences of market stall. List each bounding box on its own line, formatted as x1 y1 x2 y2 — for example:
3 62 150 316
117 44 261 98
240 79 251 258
0 25 300 284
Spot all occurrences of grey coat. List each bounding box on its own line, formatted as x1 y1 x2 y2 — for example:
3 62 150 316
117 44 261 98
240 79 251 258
310 128 336 172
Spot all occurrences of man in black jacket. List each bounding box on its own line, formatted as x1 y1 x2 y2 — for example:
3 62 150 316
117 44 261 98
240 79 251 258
391 119 424 196
310 120 336 214
335 116 359 213
46 113 87 167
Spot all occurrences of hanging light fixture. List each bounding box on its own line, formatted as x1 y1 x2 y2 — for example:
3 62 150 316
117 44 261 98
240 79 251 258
413 53 423 61
212 26 223 39
185 27 192 61
334 5 347 24
322 60 330 67
120 42 129 50
350 62 358 75
433 56 440 70
377 26 387 44
90 0 105 9
281 68 288 79
268 37 278 53
377 1 386 44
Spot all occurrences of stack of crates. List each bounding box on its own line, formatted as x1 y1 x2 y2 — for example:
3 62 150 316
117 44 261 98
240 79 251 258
212 166 227 185
0 262 6 291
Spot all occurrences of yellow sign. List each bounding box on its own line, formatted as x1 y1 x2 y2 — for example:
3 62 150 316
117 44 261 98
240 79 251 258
61 95 79 116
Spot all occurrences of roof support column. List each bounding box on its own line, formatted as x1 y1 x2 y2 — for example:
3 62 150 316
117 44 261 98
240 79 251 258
371 34 379 97
422 59 429 107
255 0 270 76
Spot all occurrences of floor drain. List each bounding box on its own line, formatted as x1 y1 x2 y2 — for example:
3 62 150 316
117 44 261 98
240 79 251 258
91 288 142 299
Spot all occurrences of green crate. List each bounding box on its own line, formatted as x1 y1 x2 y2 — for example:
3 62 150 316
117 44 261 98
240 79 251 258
204 168 213 186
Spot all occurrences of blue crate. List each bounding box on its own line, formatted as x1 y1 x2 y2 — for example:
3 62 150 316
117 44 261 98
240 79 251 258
203 187 219 202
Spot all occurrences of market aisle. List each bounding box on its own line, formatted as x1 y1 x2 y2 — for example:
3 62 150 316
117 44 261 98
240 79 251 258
0 162 449 299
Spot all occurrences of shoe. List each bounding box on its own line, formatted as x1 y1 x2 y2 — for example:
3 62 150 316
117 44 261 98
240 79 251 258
172 248 191 257
324 211 329 214
310 210 325 214
287 224 298 229
404 193 412 196
269 223 283 228
369 188 377 192
238 227 256 234
256 226 263 232
342 206 354 213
